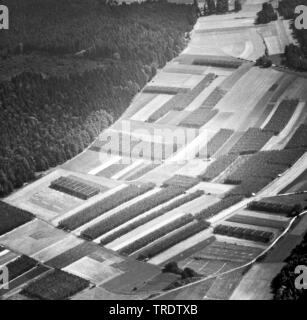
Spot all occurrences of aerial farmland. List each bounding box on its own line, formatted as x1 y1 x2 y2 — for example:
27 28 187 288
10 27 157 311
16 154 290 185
1 0 307 301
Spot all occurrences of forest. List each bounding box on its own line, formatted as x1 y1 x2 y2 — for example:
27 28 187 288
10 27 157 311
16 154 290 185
0 0 198 196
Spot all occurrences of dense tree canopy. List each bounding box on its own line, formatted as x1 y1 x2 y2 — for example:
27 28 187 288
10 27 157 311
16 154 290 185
255 2 278 24
0 0 197 196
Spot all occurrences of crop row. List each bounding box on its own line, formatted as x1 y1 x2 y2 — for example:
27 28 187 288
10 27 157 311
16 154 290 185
229 128 274 155
213 224 274 243
143 86 189 95
58 183 155 230
227 214 287 230
198 129 234 158
100 190 204 246
263 99 298 134
135 220 210 261
285 124 307 150
201 87 227 108
248 199 304 216
81 186 186 240
193 58 243 68
147 73 216 122
0 201 34 236
118 214 195 256
179 108 218 128
162 175 200 189
199 154 238 181
194 195 244 220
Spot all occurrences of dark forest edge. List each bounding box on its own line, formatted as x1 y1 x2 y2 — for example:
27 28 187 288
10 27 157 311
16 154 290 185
0 0 198 197
278 0 307 71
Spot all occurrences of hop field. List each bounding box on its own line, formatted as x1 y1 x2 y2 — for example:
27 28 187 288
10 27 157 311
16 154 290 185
82 186 186 240
59 183 155 230
135 220 210 261
201 87 227 108
228 128 274 155
263 100 299 134
199 154 238 181
213 224 274 243
118 214 195 256
285 124 307 150
100 190 204 246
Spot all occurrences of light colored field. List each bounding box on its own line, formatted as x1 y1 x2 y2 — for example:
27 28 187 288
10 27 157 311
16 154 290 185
111 159 145 180
156 110 187 125
122 93 157 119
131 94 173 122
148 72 204 89
190 181 235 196
186 28 264 61
32 235 84 263
264 36 283 55
230 262 285 300
164 63 233 76
0 219 68 257
215 68 282 130
4 168 119 222
89 155 121 175
62 149 105 173
176 194 220 216
174 159 213 177
262 101 305 151
194 14 255 31
63 256 123 285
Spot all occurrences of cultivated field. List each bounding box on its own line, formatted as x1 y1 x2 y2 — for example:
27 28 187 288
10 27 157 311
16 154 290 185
2 0 307 300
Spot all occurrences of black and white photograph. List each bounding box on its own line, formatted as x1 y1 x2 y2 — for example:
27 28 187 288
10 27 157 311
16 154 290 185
0 0 307 305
